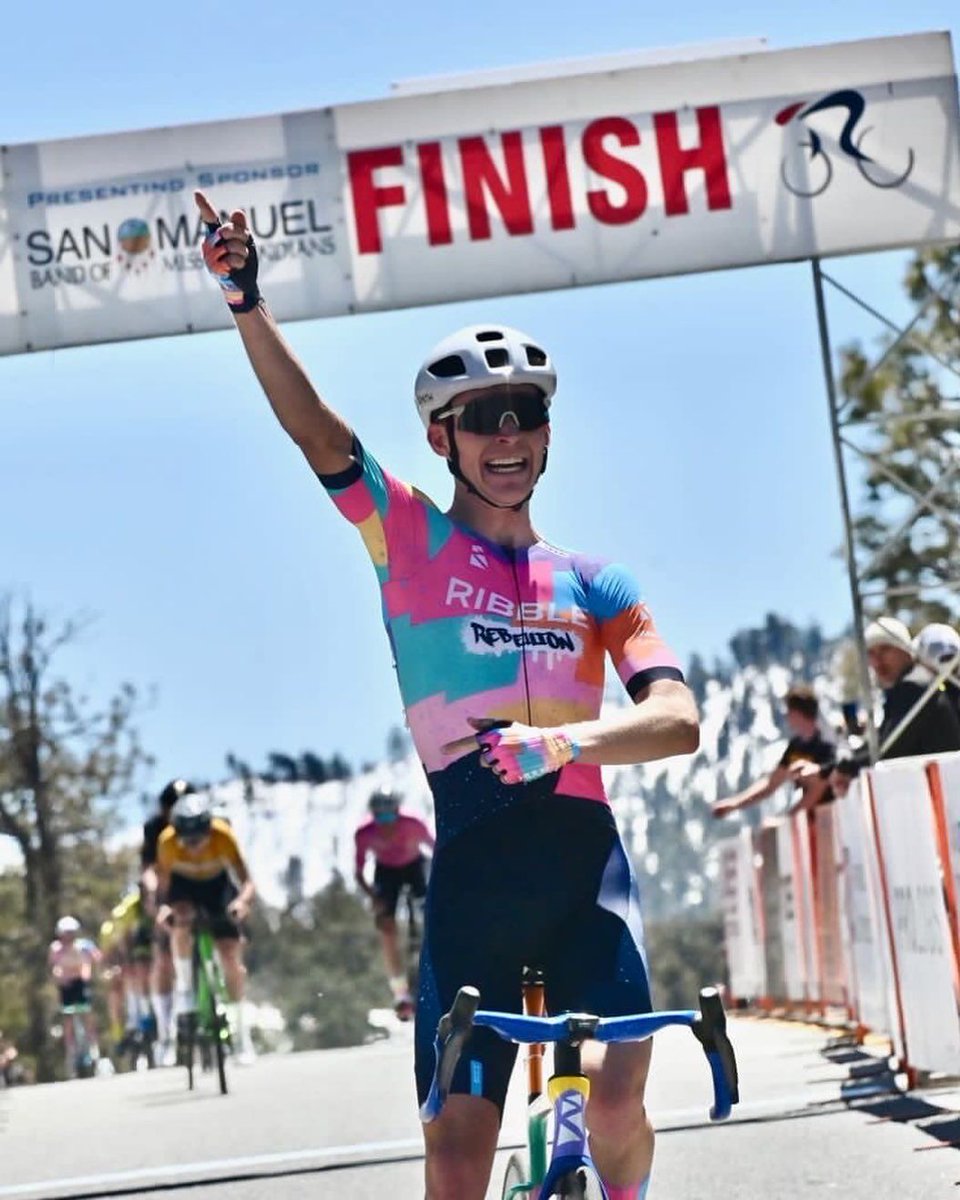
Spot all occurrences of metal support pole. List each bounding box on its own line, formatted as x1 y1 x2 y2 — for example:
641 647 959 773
811 259 879 762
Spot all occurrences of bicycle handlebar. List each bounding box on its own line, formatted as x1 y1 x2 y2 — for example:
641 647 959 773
420 985 739 1124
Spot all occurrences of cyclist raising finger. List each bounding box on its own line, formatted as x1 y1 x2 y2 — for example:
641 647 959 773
197 188 699 1200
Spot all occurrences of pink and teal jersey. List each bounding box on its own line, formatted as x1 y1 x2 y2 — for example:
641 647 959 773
354 811 434 872
319 441 684 844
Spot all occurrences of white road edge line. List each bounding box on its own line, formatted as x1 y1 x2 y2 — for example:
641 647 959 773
0 1091 834 1198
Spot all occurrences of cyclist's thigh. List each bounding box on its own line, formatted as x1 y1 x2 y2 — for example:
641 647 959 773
167 876 200 921
406 856 428 899
59 979 90 1009
169 874 239 939
373 863 403 918
198 874 242 940
546 833 653 1019
416 816 562 1116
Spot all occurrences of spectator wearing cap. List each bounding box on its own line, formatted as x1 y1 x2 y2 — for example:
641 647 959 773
914 622 960 726
864 616 960 759
831 616 960 797
712 684 836 818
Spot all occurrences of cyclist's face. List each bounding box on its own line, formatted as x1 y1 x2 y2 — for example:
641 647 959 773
373 810 398 825
429 384 550 504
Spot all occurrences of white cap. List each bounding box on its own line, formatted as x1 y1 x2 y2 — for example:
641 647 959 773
863 617 913 653
55 915 81 936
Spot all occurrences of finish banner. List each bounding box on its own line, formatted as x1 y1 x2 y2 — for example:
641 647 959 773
1 32 958 355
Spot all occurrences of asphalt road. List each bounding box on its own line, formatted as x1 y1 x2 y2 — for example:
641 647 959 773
1 1017 958 1198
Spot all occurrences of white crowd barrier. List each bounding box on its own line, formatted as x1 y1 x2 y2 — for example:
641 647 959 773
719 750 960 1081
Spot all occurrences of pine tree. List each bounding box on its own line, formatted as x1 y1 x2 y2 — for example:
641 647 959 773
0 598 149 1080
838 245 960 626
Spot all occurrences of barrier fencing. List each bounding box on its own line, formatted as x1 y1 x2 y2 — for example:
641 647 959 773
718 751 960 1081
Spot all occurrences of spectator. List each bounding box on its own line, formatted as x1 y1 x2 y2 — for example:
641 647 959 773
0 1030 25 1087
914 622 960 725
712 684 835 818
831 617 960 795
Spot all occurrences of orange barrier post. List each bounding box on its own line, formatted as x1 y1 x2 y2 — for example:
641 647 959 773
925 761 960 1006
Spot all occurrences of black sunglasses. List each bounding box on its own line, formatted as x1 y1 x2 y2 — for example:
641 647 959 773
434 392 549 436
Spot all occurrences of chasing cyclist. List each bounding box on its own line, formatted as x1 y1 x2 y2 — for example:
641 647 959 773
354 788 434 1019
99 888 156 1062
198 191 699 1200
155 790 257 1064
48 916 103 1077
141 778 192 1063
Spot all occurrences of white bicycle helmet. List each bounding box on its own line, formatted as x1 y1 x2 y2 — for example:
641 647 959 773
914 622 960 664
414 325 557 428
56 915 81 936
171 792 213 839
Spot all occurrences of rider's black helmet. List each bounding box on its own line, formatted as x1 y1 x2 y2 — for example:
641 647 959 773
368 788 401 817
159 778 196 812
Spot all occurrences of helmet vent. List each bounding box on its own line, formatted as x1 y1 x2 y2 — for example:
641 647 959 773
525 345 547 366
476 330 504 342
484 347 509 368
429 354 466 378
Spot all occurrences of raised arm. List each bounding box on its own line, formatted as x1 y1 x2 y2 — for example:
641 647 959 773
712 767 789 818
195 190 354 477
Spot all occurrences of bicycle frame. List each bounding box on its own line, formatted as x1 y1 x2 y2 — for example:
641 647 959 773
61 1004 94 1078
510 968 550 1197
194 927 225 1037
182 921 231 1094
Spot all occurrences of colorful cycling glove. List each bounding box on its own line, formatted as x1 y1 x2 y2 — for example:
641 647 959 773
201 222 261 313
476 724 581 784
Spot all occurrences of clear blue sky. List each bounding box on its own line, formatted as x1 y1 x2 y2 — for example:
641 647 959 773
1 3 957 812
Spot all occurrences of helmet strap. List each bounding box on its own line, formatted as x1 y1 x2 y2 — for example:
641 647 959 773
444 423 547 513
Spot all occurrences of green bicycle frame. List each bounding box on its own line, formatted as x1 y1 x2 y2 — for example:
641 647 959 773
505 1106 549 1198
194 927 230 1045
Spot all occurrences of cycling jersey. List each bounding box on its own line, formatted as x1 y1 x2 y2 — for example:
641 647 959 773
141 812 169 868
354 812 434 872
100 892 152 960
320 441 683 845
156 818 246 883
48 938 100 985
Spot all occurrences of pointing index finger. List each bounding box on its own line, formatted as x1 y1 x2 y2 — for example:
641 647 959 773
441 734 481 756
194 190 220 229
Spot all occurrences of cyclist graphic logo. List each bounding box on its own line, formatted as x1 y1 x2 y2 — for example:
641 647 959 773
775 88 915 198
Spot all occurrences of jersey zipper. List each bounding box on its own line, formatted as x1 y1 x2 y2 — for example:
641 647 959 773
508 548 534 726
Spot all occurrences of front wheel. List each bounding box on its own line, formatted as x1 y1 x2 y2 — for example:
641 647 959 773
501 1150 532 1199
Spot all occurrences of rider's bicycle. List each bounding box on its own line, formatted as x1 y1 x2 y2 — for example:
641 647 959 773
60 1004 98 1080
175 915 232 1095
422 971 739 1200
117 1010 159 1072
